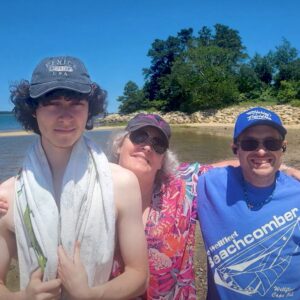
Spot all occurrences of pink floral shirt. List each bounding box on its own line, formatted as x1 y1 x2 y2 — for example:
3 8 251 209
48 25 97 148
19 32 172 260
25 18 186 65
111 162 212 299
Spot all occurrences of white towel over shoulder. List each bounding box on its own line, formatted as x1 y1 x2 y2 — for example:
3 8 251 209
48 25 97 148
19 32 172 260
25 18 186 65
14 135 115 289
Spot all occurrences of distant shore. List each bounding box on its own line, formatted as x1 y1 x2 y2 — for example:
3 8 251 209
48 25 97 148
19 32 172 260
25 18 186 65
2 104 300 138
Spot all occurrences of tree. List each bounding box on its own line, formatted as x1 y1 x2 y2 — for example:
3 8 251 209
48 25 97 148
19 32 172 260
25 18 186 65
277 80 300 103
237 64 262 96
142 24 246 112
143 28 194 100
118 24 300 114
117 81 145 114
250 53 274 85
164 45 239 112
272 39 298 87
198 26 212 47
273 38 298 68
213 24 248 65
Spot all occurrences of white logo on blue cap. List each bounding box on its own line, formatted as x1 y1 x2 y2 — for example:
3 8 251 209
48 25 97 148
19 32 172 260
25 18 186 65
246 110 272 121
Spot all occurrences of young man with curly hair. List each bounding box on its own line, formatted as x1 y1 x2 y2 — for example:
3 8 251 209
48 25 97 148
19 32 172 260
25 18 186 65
0 56 148 300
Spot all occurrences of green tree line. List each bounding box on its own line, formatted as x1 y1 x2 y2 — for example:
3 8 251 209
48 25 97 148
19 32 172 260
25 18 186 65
117 24 300 114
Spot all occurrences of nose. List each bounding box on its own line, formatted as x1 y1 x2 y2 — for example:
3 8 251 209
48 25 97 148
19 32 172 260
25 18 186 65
141 143 153 152
58 107 73 120
256 145 268 155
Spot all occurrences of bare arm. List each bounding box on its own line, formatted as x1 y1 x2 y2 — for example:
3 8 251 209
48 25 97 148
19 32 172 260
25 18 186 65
104 164 149 298
0 178 61 300
58 164 148 300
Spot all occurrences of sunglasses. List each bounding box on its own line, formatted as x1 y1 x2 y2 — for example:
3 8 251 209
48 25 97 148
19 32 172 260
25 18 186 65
237 138 284 152
129 129 168 154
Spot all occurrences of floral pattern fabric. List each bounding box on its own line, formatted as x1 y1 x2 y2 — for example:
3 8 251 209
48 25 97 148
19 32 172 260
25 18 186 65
111 162 212 299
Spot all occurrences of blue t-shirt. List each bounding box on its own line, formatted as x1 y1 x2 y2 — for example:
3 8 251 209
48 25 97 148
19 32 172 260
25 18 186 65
197 166 300 300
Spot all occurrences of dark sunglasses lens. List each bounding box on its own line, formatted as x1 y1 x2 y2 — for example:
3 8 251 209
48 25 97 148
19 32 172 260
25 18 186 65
240 139 283 151
240 140 259 151
151 137 167 154
129 130 167 154
264 139 283 151
129 130 149 144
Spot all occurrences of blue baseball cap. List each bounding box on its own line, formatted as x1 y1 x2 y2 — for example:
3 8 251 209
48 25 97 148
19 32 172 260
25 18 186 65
233 107 287 141
29 56 92 98
126 113 171 147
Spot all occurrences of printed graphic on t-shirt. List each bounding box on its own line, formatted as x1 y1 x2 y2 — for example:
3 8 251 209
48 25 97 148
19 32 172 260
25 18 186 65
207 208 300 298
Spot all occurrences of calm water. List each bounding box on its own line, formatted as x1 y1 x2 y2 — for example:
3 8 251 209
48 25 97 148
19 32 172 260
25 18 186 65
0 113 22 131
1 126 300 183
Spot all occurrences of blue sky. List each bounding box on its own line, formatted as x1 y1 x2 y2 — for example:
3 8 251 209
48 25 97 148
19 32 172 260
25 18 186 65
1 0 299 113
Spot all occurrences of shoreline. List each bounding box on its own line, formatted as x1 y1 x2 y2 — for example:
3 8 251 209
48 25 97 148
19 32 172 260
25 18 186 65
1 123 300 138
2 104 300 138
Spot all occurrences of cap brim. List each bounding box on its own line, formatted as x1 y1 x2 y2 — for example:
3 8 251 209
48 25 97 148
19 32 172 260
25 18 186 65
129 124 169 147
30 81 92 98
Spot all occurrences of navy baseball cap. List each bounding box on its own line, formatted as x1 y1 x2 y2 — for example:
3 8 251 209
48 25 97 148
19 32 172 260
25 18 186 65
29 56 92 98
233 107 287 141
126 113 171 146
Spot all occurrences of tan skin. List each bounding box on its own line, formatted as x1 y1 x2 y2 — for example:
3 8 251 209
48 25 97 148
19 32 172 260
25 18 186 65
0 97 148 300
232 125 287 187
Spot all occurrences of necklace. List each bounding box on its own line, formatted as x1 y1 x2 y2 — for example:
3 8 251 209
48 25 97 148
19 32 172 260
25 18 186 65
242 178 276 211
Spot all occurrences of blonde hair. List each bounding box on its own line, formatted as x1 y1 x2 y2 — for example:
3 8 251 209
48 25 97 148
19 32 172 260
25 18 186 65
108 130 179 184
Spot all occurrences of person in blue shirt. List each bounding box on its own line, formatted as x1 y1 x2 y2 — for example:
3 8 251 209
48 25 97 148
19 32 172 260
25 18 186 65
197 106 300 299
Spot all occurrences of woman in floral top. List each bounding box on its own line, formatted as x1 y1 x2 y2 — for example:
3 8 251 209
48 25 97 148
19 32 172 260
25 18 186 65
109 113 212 299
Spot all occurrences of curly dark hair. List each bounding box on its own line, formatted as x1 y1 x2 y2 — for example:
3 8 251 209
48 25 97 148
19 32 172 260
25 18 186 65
10 80 107 134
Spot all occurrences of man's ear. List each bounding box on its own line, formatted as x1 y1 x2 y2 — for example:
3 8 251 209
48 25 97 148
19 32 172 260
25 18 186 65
232 144 238 155
282 141 287 153
86 118 93 130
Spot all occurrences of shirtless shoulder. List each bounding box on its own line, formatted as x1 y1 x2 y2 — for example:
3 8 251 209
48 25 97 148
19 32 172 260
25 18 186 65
109 163 142 216
109 162 139 188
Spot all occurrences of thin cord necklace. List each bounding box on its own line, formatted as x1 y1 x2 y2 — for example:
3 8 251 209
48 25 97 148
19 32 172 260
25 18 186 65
242 178 276 211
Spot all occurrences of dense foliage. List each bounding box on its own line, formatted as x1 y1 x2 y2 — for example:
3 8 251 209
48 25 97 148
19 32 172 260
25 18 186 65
117 24 300 113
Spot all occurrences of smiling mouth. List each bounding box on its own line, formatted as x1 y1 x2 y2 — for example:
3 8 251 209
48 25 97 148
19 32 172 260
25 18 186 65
54 128 75 133
251 158 273 167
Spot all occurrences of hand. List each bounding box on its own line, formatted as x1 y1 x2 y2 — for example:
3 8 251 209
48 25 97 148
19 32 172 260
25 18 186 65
0 197 8 217
58 241 91 300
23 268 61 300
